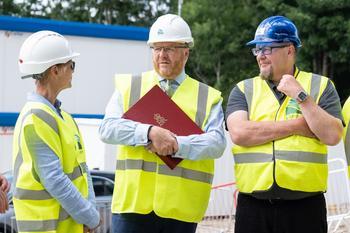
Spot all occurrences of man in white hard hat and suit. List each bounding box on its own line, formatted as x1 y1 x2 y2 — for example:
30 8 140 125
99 14 226 233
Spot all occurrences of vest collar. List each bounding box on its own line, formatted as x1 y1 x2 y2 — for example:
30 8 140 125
27 92 62 117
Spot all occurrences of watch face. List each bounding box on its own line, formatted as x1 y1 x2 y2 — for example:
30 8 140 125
298 91 308 102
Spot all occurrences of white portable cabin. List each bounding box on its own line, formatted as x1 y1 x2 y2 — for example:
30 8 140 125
0 15 153 172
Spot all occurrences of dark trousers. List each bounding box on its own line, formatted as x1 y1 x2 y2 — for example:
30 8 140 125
235 193 327 233
112 211 197 233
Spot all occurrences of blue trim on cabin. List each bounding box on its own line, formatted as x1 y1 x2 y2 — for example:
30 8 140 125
0 112 104 126
0 15 149 41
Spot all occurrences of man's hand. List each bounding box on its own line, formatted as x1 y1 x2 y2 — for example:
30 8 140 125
0 189 9 213
147 126 178 156
84 217 102 233
277 74 304 99
0 175 10 193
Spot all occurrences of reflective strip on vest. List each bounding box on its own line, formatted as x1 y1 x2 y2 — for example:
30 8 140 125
14 163 86 200
13 110 36 187
310 73 322 101
116 159 213 184
234 151 327 164
14 188 51 200
234 153 273 163
31 108 59 134
158 164 213 184
244 79 253 115
67 162 87 180
17 219 57 232
195 82 208 127
129 74 142 108
17 208 70 232
275 150 327 164
116 159 157 172
59 208 70 221
13 150 23 193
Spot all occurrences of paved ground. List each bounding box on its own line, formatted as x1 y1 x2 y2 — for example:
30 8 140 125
196 217 234 233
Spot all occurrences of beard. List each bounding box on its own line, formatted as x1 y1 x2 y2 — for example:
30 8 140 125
259 66 273 81
153 58 185 79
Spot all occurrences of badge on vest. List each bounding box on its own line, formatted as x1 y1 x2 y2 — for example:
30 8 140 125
74 134 83 151
285 98 302 120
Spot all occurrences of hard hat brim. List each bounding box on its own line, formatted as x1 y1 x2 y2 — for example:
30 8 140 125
19 52 80 76
147 39 194 48
246 39 302 47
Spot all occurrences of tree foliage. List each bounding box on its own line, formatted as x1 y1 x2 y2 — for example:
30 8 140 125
182 0 350 103
1 0 176 26
1 0 350 102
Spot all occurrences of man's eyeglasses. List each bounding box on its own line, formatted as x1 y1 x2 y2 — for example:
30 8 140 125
251 44 290 56
150 45 188 54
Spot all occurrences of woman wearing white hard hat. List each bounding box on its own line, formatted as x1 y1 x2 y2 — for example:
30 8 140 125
13 30 101 233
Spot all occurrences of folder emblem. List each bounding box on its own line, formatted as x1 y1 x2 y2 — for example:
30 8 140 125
154 113 167 127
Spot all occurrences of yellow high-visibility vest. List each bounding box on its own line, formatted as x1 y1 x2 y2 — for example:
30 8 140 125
112 70 222 223
234 69 329 193
342 97 350 176
13 102 88 233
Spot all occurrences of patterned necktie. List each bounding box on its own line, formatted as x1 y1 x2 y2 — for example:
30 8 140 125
161 79 175 97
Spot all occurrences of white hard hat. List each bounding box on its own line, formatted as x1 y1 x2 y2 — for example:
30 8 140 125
147 14 194 47
19 30 79 78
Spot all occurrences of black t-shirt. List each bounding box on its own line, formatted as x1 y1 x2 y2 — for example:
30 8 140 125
225 78 343 200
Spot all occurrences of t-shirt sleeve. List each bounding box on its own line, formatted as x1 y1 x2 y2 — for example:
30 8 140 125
318 79 344 122
225 85 248 121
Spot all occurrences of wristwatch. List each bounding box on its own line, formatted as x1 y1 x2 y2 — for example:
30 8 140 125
296 90 309 103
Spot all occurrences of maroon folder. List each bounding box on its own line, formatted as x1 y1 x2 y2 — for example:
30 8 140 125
122 85 204 169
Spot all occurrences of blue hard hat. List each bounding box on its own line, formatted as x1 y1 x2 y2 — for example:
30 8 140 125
246 16 302 47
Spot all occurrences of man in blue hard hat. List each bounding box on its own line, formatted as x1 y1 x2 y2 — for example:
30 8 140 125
226 16 343 233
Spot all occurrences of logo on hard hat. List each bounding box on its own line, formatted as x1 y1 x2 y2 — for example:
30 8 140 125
157 29 164 35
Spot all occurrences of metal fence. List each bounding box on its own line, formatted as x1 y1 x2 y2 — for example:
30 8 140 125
197 182 237 233
326 158 350 233
95 200 113 233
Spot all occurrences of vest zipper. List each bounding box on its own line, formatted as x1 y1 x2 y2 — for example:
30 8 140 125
272 102 283 185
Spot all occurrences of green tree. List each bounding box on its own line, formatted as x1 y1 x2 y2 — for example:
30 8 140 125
289 0 350 102
0 0 21 15
1 0 175 27
182 0 350 104
2 0 350 101
183 0 261 105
